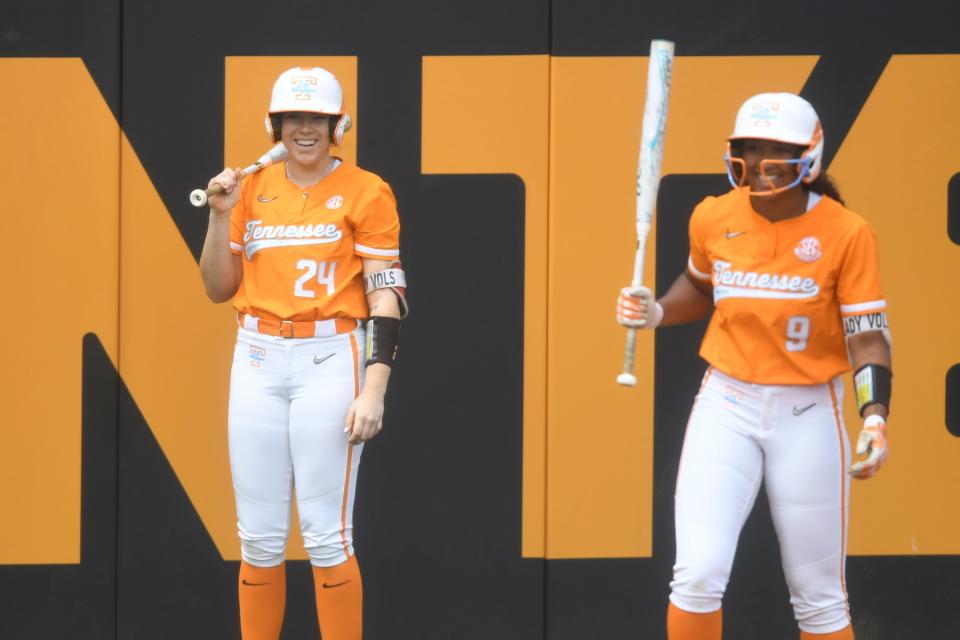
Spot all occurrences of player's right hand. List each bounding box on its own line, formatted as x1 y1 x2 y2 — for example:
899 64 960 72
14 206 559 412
208 167 243 214
617 286 661 329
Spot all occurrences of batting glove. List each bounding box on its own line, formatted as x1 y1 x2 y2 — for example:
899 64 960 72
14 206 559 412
848 414 888 479
617 286 663 329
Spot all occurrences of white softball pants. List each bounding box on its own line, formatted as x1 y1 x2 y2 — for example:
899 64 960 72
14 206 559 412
670 367 852 635
228 326 364 568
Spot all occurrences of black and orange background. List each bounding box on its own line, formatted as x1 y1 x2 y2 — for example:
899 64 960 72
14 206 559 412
1 1 959 638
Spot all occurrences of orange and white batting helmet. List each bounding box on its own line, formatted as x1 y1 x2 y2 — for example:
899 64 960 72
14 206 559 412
264 67 352 145
724 92 824 194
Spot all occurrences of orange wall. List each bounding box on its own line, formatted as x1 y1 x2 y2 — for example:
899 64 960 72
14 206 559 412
0 59 120 563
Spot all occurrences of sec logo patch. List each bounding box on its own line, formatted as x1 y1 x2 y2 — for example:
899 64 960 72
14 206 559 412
325 195 344 210
794 236 822 262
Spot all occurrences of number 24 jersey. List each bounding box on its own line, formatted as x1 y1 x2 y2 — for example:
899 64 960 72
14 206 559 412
687 189 887 385
229 160 400 323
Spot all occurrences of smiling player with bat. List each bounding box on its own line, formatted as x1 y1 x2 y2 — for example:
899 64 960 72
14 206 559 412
617 92 892 640
198 66 406 640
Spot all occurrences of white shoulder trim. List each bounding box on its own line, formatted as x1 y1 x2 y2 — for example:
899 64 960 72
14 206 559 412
840 299 886 314
687 256 711 281
355 243 400 257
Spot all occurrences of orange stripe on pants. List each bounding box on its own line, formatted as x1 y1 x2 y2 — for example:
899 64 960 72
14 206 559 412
341 332 361 559
828 380 851 619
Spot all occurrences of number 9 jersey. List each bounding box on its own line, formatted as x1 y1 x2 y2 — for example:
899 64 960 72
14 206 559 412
228 161 400 322
687 189 887 385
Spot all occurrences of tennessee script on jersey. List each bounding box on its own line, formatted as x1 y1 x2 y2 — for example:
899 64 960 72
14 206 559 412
687 189 886 385
242 220 344 259
229 160 400 322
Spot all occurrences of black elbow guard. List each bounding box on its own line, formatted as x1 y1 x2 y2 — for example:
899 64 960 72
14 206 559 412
853 363 892 416
365 316 401 367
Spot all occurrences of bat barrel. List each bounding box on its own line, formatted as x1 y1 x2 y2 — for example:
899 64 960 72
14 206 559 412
616 39 674 386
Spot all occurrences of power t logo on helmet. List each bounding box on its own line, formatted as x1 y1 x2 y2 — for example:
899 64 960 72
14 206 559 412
724 92 824 196
264 67 353 145
290 75 318 100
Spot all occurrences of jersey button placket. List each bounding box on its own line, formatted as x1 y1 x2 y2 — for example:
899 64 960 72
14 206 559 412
767 223 779 261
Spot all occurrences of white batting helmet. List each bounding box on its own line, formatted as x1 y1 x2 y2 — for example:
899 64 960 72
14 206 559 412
724 93 824 193
264 67 352 145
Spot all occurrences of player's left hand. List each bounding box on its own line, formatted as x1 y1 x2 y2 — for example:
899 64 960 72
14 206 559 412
345 389 384 444
848 414 887 479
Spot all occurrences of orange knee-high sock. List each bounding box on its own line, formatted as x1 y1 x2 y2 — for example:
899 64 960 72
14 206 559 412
238 561 286 640
800 627 854 640
667 602 722 640
312 555 363 640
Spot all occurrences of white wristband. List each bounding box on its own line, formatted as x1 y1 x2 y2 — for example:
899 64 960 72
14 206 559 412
864 414 885 428
649 302 664 329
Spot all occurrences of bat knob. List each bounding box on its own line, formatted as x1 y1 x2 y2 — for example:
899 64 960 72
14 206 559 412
616 373 638 387
189 189 209 208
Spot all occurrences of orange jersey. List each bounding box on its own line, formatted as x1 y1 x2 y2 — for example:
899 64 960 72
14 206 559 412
229 160 400 322
687 189 886 385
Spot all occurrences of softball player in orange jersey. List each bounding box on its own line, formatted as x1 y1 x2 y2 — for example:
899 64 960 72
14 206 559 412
617 93 892 640
199 67 406 640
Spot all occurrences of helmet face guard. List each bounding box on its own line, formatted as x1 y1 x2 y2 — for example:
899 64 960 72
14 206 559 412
724 93 824 196
724 142 815 196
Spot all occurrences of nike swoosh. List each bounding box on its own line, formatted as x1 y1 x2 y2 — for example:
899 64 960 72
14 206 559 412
793 402 816 416
314 353 334 365
725 231 746 239
242 580 269 586
257 194 278 203
322 580 350 589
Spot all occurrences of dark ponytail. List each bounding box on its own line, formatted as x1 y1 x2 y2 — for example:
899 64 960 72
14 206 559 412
806 172 844 206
